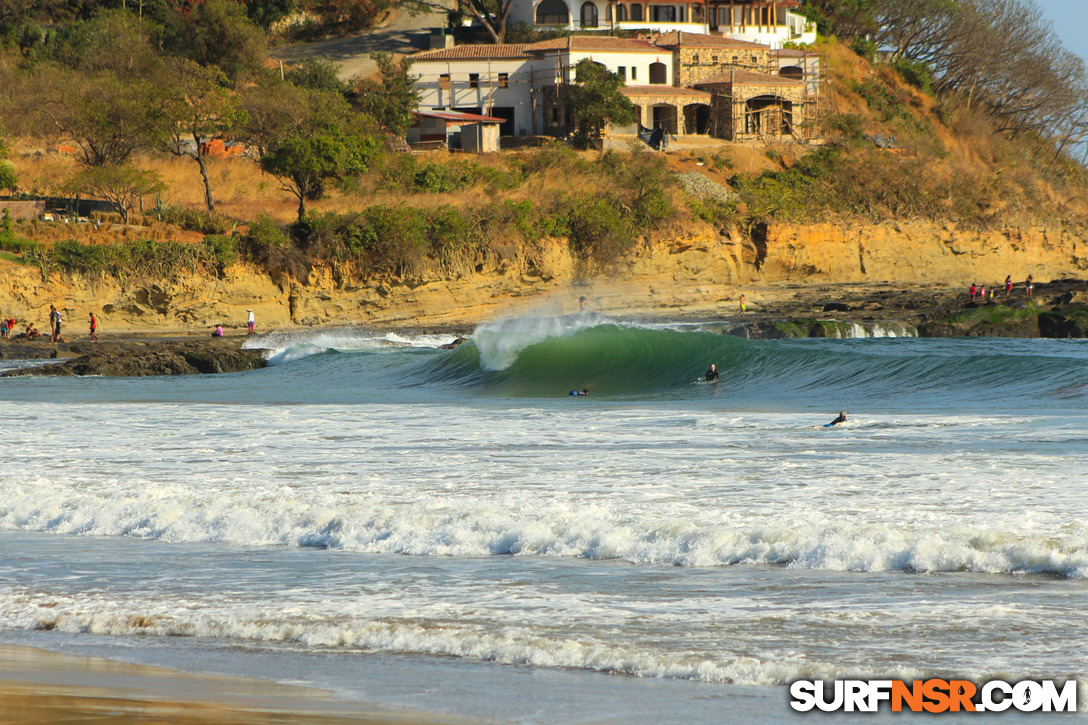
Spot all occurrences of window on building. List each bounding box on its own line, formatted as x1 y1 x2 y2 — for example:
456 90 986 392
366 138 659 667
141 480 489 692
649 61 667 85
617 3 626 21
618 66 626 80
692 53 699 63
535 0 569 24
629 3 642 21
580 2 598 28
631 67 637 81
498 73 509 88
439 74 451 90
469 73 480 88
650 4 675 21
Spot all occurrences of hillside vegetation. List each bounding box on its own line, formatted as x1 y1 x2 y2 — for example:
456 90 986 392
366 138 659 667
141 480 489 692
2 0 1087 288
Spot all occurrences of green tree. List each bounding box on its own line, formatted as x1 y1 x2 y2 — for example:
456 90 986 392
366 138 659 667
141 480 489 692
247 84 380 220
159 0 267 82
154 58 246 211
243 0 297 28
564 59 636 148
286 58 349 95
65 164 166 224
261 126 378 221
0 127 15 193
35 63 160 166
352 53 418 136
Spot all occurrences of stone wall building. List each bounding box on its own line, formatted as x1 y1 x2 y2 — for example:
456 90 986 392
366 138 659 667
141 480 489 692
409 28 821 144
694 69 808 141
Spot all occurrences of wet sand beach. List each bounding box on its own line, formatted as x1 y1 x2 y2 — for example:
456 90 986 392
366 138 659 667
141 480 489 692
0 644 463 724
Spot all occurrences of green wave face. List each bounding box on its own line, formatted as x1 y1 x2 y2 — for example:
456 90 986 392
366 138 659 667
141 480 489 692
459 318 750 397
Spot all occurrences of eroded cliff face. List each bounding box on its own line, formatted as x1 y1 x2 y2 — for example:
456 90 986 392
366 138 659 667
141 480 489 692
2 221 1086 331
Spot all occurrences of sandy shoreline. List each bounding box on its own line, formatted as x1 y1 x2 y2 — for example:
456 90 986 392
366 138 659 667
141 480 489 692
0 643 467 724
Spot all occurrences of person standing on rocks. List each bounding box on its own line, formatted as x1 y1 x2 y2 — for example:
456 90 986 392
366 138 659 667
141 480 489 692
53 308 65 343
1004 275 1013 298
89 312 98 342
740 294 747 314
247 310 255 335
1026 275 1034 297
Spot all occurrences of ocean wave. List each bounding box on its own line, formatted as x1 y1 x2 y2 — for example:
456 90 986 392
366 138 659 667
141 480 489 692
245 329 460 366
3 478 1085 578
0 589 883 686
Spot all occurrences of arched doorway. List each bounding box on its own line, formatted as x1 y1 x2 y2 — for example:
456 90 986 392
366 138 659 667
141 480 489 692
648 61 667 85
535 0 569 24
780 65 804 81
745 96 793 137
580 1 598 27
684 103 710 134
651 104 678 134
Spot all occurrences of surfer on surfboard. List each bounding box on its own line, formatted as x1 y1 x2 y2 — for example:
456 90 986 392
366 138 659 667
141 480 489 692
705 364 719 382
822 411 848 427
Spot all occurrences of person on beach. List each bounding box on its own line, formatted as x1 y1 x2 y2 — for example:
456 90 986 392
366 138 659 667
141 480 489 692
247 310 255 335
25 323 38 339
579 296 588 313
740 294 747 314
969 283 977 300
50 306 64 342
705 364 719 382
1026 275 1034 297
1005 275 1013 297
213 324 225 337
88 313 98 342
0 318 7 339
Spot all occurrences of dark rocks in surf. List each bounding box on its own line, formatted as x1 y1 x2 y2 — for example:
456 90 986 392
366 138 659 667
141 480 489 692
1 338 267 377
438 337 467 349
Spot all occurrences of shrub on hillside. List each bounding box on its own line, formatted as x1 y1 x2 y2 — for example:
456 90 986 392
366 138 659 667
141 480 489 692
154 203 234 235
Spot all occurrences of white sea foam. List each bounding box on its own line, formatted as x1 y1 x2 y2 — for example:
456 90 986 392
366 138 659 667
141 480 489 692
0 587 893 686
472 313 608 371
2 471 1086 577
244 329 460 365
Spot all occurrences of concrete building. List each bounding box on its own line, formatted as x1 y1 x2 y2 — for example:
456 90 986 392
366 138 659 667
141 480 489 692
510 0 815 49
409 29 821 144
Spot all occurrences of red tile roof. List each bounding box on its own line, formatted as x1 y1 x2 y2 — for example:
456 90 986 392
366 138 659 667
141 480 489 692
621 85 713 99
415 111 504 123
694 69 803 86
526 36 664 53
653 31 771 50
412 44 533 61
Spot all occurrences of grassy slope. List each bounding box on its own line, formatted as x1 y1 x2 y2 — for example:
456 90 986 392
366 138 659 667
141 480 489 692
5 37 1087 256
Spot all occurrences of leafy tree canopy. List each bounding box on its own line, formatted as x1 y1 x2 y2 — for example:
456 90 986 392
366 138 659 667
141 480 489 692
352 52 418 137
565 59 637 148
64 163 165 223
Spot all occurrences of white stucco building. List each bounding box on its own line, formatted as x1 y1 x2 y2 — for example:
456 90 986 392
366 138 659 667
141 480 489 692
409 29 822 144
411 36 673 137
510 0 815 49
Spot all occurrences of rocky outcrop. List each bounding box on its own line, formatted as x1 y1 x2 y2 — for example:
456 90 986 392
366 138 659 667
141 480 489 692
1 220 1087 333
1 338 267 377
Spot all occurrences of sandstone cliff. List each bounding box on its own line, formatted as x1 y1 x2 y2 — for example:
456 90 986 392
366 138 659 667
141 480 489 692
2 220 1086 332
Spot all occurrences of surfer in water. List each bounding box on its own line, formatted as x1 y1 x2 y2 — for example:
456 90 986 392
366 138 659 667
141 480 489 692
705 364 719 382
824 411 848 427
569 389 590 397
